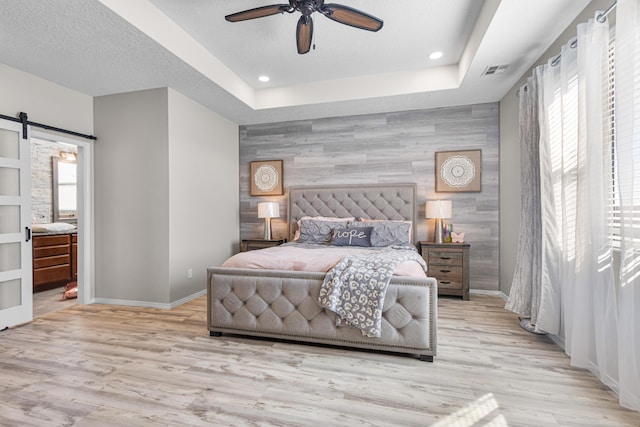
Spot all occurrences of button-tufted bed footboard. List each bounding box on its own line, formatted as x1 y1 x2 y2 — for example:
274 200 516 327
207 267 437 361
207 183 438 361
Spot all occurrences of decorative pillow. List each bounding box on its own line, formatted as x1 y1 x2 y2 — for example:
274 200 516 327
352 219 412 247
294 216 354 240
330 227 373 247
298 218 349 244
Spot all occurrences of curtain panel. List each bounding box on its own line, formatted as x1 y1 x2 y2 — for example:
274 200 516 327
507 5 640 410
615 0 640 411
505 74 543 331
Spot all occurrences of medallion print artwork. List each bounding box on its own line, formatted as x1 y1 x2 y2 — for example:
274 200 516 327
254 164 279 192
441 155 476 187
250 160 283 196
435 150 481 192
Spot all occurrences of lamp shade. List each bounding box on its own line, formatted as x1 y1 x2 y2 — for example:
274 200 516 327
425 200 452 219
258 202 280 219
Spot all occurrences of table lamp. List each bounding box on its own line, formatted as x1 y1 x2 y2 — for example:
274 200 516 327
426 200 452 244
258 202 279 240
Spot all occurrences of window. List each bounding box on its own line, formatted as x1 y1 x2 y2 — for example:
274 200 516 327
609 31 640 249
609 33 621 247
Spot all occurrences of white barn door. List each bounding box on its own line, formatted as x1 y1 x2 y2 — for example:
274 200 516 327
0 119 32 329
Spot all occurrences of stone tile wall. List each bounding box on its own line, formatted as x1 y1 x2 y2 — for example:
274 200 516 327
31 138 76 223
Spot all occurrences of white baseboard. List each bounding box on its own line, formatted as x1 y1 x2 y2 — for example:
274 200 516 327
468 289 509 301
92 289 206 310
170 289 206 308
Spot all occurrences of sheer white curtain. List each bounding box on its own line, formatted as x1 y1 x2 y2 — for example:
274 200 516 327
615 0 640 411
538 14 618 386
511 4 640 410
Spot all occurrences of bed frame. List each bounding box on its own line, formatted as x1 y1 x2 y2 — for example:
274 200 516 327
207 184 437 361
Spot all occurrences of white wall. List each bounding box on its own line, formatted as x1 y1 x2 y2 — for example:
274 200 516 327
93 87 240 306
2 63 239 307
167 88 239 303
499 0 613 295
0 63 93 135
93 88 171 304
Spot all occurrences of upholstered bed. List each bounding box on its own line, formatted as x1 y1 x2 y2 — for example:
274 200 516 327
207 184 437 361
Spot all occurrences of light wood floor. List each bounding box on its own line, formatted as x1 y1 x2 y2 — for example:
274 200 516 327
1 294 638 426
33 286 77 318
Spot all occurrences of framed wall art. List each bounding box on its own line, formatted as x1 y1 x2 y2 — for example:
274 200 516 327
250 160 284 196
435 150 481 192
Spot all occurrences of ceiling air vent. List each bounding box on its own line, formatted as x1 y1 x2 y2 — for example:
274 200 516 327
482 65 509 76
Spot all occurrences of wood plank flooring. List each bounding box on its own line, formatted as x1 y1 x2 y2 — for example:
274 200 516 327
1 294 638 426
33 286 77 318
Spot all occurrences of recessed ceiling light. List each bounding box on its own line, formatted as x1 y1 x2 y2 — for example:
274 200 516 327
258 75 270 82
429 51 443 60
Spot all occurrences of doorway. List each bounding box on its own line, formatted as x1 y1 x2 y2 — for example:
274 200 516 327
30 131 92 316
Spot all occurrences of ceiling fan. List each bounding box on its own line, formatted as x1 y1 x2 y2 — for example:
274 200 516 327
225 0 384 54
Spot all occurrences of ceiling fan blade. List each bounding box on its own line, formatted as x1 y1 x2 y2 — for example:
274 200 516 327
225 4 290 22
296 15 313 54
320 4 383 32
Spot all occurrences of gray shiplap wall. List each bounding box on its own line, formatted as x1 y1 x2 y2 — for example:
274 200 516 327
239 103 499 291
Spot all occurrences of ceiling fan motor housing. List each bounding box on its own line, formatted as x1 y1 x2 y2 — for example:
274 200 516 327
293 0 324 16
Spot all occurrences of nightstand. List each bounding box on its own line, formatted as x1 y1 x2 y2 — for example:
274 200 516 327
240 238 287 252
419 242 470 300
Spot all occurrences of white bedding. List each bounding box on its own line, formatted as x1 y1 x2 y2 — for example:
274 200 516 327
223 242 427 278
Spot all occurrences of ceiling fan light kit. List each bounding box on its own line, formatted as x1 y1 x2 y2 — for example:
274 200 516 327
225 0 383 54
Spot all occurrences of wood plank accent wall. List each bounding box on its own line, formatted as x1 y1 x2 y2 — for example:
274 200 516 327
239 103 499 291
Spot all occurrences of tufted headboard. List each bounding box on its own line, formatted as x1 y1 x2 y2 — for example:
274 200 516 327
287 184 418 243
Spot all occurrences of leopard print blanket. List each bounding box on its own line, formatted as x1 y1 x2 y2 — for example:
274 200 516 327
318 247 427 337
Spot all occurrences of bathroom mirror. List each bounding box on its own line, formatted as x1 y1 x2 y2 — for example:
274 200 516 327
52 157 77 223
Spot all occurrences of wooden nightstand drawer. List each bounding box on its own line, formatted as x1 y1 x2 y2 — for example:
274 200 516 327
435 277 463 290
419 242 470 300
429 265 462 280
427 251 463 266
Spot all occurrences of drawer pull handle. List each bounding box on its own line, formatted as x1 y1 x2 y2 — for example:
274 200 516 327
440 281 451 285
440 256 451 260
440 269 451 273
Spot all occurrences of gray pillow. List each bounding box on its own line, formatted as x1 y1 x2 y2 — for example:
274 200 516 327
330 227 373 247
298 219 348 244
351 220 412 247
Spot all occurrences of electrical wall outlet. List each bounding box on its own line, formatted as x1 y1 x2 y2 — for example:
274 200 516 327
188 268 193 279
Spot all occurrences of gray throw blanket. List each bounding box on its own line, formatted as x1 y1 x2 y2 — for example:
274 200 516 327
317 247 427 338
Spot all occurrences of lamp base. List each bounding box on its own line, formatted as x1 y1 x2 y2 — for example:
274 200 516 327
263 218 272 240
434 218 444 244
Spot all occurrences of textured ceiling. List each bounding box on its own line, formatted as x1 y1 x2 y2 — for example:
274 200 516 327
0 0 592 125
147 0 483 89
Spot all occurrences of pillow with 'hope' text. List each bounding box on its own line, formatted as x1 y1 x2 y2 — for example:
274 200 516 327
329 227 373 247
